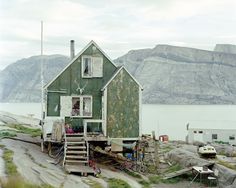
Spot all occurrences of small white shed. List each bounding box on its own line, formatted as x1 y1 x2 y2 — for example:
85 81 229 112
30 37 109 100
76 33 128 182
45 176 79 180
186 121 236 145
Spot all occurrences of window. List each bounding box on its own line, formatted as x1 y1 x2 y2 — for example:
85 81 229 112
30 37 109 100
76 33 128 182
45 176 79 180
198 131 203 134
72 96 92 117
82 57 92 77
193 131 197 133
82 56 103 78
229 136 235 140
212 134 218 140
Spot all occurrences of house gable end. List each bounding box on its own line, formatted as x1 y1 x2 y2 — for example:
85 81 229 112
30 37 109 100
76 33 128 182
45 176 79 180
46 41 117 117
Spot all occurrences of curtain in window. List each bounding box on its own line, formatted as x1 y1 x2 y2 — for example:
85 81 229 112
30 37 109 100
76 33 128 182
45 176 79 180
83 97 92 116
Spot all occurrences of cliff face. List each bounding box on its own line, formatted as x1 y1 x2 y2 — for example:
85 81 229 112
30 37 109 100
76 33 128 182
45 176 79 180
0 55 70 102
115 45 236 104
1 44 236 104
214 44 236 54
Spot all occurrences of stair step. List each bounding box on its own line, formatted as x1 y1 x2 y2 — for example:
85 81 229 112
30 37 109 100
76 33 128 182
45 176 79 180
66 160 88 164
66 137 85 142
66 150 88 154
67 146 86 149
66 133 84 136
66 141 85 145
66 155 88 159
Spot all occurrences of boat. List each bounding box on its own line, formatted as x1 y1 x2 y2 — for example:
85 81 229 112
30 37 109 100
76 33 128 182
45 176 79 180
198 145 217 158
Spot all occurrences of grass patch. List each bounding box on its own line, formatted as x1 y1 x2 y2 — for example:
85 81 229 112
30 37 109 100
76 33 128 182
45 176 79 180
1 175 54 188
139 180 150 188
2 148 17 175
148 175 162 184
8 124 41 137
218 151 226 156
148 175 182 185
125 170 142 178
164 163 182 174
0 131 16 138
108 178 131 188
217 160 236 170
161 145 173 153
161 177 181 184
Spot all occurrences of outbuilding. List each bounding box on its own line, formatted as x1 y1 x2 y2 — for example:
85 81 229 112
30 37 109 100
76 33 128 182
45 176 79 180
186 122 236 145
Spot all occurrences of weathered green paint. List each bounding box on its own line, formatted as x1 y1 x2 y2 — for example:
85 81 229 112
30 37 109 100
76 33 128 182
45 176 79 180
46 44 117 119
46 42 141 139
107 69 139 138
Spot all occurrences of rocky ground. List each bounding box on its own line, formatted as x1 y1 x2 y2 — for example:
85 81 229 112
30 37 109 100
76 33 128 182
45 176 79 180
0 111 236 188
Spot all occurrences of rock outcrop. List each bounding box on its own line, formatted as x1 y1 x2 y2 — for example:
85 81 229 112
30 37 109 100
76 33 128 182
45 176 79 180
0 55 69 102
115 44 236 104
214 44 236 54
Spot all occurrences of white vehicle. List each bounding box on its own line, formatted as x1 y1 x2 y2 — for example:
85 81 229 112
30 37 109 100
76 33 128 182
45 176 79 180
198 145 217 158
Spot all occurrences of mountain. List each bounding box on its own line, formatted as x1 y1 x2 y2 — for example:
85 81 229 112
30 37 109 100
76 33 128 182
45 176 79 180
0 55 70 102
214 44 236 54
114 44 236 104
1 44 236 104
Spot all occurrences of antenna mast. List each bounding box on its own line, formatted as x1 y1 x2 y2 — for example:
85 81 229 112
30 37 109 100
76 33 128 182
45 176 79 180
41 21 44 121
40 21 45 152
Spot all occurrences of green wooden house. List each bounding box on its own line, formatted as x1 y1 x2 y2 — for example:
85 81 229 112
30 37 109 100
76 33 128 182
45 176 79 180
43 40 142 143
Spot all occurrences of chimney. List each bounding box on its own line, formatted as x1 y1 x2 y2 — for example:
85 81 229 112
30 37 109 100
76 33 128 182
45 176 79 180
70 40 75 60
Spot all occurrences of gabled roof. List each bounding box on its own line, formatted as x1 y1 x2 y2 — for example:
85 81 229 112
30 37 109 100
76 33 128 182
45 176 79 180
44 40 117 89
101 66 143 91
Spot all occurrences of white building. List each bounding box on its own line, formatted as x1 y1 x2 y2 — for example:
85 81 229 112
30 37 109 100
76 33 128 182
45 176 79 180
186 121 236 145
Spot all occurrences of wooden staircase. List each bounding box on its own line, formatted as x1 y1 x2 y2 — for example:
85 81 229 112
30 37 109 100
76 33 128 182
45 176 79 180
63 133 94 175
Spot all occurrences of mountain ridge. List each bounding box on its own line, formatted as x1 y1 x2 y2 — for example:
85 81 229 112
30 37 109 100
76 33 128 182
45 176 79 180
1 44 236 104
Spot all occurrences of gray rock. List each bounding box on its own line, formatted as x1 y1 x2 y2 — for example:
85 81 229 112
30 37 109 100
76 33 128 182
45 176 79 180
115 44 236 104
0 55 69 102
216 164 236 188
214 44 236 54
165 148 210 167
166 148 236 188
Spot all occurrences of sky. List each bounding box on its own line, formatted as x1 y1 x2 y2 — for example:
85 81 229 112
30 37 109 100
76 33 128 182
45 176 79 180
1 0 236 70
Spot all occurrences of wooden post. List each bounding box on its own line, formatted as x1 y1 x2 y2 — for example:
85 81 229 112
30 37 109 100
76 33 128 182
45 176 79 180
152 131 159 168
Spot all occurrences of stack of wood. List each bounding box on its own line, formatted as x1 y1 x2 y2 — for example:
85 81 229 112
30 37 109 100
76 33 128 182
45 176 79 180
137 132 159 173
51 120 64 142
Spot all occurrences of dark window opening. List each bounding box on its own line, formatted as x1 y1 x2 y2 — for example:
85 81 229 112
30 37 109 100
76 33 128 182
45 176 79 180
212 134 218 140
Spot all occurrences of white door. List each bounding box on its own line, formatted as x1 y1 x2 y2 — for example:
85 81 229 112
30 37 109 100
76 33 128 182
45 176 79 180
194 131 204 142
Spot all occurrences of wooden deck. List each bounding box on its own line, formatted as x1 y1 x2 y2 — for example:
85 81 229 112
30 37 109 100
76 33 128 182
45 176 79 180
65 164 95 176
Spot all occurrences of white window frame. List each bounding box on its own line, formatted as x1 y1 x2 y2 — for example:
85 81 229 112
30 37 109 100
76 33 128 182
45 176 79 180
71 95 93 118
82 56 93 78
81 55 103 78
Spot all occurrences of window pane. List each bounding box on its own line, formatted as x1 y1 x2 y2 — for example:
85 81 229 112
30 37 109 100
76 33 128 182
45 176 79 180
83 57 92 77
72 98 80 116
212 134 217 139
83 97 92 116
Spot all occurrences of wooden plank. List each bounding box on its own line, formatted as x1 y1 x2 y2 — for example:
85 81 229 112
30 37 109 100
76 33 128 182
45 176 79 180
65 164 94 174
163 167 192 180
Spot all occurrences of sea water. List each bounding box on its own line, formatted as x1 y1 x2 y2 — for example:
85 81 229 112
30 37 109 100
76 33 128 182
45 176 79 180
1 103 236 140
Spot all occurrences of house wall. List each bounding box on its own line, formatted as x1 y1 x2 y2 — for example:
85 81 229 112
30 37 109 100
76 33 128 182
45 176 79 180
188 128 236 145
46 44 117 126
106 69 140 138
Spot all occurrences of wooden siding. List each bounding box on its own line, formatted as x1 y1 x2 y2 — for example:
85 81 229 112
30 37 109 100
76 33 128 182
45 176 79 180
106 69 139 138
46 44 117 119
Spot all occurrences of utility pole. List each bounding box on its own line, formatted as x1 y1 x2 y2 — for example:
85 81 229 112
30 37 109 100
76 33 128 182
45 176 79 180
41 21 44 152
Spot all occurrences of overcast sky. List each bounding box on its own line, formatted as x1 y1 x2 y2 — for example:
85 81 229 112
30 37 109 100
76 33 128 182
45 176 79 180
1 0 236 70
